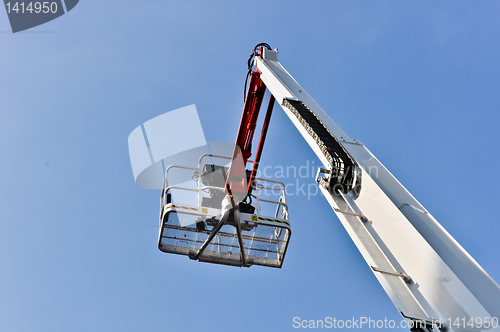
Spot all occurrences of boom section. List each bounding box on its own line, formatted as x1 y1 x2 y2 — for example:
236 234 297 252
255 48 500 332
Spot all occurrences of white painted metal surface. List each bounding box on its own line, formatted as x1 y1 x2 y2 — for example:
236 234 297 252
256 49 500 331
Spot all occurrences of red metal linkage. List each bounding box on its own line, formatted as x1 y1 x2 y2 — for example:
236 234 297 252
226 48 275 200
226 69 266 197
235 70 266 163
248 94 275 195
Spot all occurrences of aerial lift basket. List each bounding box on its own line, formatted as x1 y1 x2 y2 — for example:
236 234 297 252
158 154 291 268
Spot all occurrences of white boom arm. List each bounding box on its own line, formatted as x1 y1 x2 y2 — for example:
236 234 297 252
255 48 500 332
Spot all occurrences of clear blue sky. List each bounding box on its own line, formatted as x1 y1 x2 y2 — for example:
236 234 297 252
1 1 499 331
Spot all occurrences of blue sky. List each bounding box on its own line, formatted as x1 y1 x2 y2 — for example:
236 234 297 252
1 1 499 331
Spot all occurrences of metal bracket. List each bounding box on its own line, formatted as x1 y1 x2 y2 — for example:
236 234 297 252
338 137 363 146
399 203 428 214
333 207 369 223
315 167 330 183
372 266 414 284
